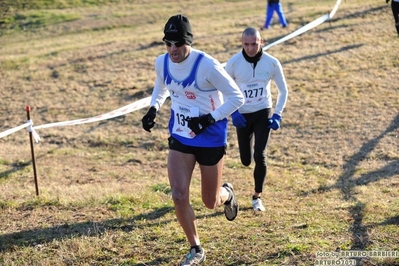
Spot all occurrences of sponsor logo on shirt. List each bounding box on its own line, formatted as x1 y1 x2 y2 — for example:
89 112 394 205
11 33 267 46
170 90 179 98
185 91 196 99
209 95 216 111
179 106 191 114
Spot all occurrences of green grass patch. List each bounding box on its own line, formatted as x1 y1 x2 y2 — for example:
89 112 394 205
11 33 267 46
9 10 81 30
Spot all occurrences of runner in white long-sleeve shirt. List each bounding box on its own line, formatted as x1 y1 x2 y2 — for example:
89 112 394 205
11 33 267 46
141 14 244 266
225 27 288 212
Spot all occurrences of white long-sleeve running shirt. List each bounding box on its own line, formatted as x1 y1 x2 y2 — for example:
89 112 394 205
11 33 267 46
151 48 244 121
225 50 288 116
150 48 244 147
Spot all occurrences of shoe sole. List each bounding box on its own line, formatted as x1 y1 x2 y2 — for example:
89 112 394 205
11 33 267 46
223 183 238 221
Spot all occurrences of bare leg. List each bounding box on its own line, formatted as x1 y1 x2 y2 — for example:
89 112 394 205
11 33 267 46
168 150 198 246
199 156 230 209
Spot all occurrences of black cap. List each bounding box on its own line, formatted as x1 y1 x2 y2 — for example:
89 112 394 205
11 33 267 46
163 14 193 45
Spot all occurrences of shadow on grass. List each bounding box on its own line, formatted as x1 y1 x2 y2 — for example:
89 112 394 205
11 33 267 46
0 205 223 253
302 113 399 250
0 148 55 180
332 5 387 22
378 215 399 226
282 43 363 65
0 161 31 179
265 4 387 60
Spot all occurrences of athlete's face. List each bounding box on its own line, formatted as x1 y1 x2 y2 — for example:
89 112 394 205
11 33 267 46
164 40 191 63
242 34 263 57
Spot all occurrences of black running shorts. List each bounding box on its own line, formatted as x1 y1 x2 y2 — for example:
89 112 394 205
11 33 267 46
168 136 226 166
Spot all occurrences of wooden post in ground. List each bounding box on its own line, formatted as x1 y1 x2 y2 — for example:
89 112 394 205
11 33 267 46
26 106 39 196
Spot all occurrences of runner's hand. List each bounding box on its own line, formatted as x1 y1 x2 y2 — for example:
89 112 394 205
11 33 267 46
268 113 282 130
231 110 246 128
142 107 157 132
187 114 213 135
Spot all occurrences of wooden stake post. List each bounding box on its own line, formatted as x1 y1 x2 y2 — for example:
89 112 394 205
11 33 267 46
26 106 39 196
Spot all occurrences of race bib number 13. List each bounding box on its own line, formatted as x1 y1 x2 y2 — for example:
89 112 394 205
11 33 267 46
172 103 199 139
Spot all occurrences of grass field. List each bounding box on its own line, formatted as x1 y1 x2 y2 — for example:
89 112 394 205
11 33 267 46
0 0 398 265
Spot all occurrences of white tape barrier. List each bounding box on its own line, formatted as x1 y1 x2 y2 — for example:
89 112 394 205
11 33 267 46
0 0 341 142
29 120 42 143
29 97 147 142
0 120 41 143
262 14 329 51
0 121 31 139
33 97 150 130
0 97 150 142
264 0 342 51
330 0 342 19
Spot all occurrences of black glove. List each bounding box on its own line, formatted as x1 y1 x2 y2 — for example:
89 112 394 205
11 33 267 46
142 106 157 132
187 114 215 135
386 0 390 3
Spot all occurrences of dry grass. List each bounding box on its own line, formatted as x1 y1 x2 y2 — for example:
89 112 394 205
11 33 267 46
0 0 398 265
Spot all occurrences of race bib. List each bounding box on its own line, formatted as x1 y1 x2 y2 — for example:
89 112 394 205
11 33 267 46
240 82 266 105
171 102 199 139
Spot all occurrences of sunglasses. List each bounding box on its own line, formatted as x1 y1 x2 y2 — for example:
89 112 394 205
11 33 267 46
164 39 185 47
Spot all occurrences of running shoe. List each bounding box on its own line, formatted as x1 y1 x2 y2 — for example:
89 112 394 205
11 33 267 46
180 247 206 265
252 197 265 211
223 182 238 221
